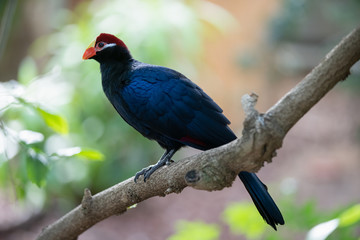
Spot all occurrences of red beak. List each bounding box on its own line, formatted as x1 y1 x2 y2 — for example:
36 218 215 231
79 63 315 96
83 40 96 60
82 47 96 60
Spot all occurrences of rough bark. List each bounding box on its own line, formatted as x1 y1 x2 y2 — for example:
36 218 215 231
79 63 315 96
37 27 360 240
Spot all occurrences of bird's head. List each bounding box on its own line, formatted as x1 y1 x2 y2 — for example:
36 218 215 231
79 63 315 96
82 33 130 62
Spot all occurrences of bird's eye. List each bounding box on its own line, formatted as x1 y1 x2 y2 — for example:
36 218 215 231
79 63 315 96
97 42 105 48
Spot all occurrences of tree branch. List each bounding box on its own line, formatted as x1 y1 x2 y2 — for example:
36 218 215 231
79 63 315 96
37 27 360 240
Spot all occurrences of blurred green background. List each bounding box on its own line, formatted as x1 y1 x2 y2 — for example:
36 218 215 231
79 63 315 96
0 0 359 239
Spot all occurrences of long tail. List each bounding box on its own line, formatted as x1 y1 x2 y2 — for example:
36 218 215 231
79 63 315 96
238 171 284 230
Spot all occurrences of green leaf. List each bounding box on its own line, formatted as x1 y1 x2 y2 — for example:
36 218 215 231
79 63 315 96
15 184 26 199
25 148 48 187
222 202 267 239
76 148 105 161
55 147 105 161
306 219 339 240
305 204 360 240
338 204 360 227
0 160 9 187
18 57 38 85
168 221 220 240
36 107 69 134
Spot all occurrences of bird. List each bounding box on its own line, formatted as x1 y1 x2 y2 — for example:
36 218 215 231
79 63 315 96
83 33 284 230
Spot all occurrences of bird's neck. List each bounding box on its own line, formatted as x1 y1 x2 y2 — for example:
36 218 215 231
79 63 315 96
100 59 132 94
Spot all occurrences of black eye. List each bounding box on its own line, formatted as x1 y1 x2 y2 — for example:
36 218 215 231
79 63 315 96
98 42 105 48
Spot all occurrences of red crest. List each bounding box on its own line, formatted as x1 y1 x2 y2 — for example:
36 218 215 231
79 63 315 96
96 33 127 49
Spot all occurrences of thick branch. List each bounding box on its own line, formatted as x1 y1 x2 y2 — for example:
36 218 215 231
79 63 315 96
37 27 360 240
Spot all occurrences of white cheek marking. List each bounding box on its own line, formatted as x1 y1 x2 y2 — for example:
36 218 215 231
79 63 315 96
102 43 116 50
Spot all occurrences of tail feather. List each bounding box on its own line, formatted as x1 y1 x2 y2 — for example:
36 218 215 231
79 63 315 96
238 171 284 230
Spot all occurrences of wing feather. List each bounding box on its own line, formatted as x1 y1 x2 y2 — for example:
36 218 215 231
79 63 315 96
118 65 236 149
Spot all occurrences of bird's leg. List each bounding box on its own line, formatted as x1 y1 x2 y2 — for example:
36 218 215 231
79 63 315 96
134 149 176 182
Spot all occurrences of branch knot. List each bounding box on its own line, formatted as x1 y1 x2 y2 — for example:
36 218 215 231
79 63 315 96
81 188 93 215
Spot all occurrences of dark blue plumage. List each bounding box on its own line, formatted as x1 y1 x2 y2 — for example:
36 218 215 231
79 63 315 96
83 33 284 230
118 62 235 150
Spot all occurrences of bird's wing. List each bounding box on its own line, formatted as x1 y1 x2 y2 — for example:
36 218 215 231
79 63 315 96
119 66 236 149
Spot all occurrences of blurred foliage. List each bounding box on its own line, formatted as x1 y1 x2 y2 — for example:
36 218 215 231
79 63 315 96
168 221 220 240
268 0 360 44
169 194 360 240
265 0 360 85
0 0 17 59
0 0 234 211
223 202 267 239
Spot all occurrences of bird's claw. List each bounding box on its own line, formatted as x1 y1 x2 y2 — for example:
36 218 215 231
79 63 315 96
134 166 151 183
134 149 177 183
134 165 159 182
134 158 174 183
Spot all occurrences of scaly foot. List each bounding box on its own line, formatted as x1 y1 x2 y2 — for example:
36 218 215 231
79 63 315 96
134 149 176 182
